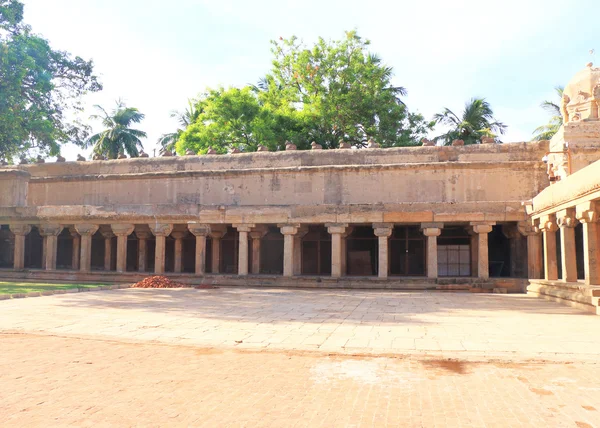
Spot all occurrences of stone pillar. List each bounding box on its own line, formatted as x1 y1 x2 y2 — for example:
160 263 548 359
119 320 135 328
293 226 309 276
233 224 255 276
471 222 495 280
422 224 442 279
210 227 226 274
556 209 578 283
74 224 99 273
100 228 114 271
518 222 543 280
188 223 211 275
41 236 47 270
9 224 31 271
279 224 300 277
539 215 558 281
249 226 268 275
111 224 135 273
576 202 600 285
326 223 348 278
135 229 152 273
69 228 81 271
149 223 173 274
170 228 189 273
39 224 63 271
373 223 393 279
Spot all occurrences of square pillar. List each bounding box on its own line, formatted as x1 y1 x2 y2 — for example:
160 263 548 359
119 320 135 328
209 227 226 274
39 224 63 271
422 224 443 279
9 224 31 271
111 224 135 273
518 221 543 280
170 228 189 274
373 223 393 279
249 226 268 275
135 229 152 273
471 222 495 280
149 223 173 274
293 226 309 276
279 224 300 277
556 209 578 282
326 223 348 278
74 224 99 272
233 224 255 276
577 202 600 285
188 223 211 276
69 228 81 271
539 215 558 281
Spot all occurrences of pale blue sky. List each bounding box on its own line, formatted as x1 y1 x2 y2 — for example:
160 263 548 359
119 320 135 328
21 0 599 158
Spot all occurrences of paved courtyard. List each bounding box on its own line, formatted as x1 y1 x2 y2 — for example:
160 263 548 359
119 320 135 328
1 287 600 360
2 288 600 427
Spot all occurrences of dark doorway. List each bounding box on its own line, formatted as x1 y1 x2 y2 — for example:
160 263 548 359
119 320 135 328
488 225 510 277
182 234 196 273
0 225 13 268
221 227 239 274
390 226 425 276
301 225 331 276
260 227 283 274
91 230 105 270
346 226 377 276
56 228 73 270
575 223 584 280
24 226 43 269
437 226 471 277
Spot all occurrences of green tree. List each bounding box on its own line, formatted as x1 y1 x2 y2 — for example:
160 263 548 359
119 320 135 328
176 31 432 154
157 99 200 151
532 86 564 141
0 0 101 162
433 98 506 145
176 87 303 154
85 101 146 159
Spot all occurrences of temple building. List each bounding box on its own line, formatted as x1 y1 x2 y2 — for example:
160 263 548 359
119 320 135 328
1 65 599 313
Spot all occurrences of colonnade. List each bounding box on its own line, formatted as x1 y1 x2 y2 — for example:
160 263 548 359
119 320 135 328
534 201 600 286
7 221 501 279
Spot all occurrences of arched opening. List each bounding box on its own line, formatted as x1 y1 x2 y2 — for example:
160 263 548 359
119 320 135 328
0 225 13 268
24 226 43 269
390 226 425 276
346 226 377 276
438 226 470 277
260 227 283 274
301 225 331 276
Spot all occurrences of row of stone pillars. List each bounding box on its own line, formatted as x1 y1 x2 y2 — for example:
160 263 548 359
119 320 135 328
534 202 600 285
7 221 500 279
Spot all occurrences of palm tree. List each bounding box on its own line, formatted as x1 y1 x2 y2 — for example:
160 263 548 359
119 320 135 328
532 86 564 141
157 99 199 151
433 98 507 145
86 100 146 159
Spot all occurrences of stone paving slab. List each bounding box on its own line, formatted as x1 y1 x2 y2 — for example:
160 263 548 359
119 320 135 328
1 333 600 427
1 287 600 361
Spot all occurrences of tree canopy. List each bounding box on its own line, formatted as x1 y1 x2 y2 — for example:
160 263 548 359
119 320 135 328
432 98 506 145
85 101 146 159
532 86 564 141
0 0 101 162
176 31 432 154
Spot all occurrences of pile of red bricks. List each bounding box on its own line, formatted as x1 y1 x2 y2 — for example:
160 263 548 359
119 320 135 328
131 276 187 289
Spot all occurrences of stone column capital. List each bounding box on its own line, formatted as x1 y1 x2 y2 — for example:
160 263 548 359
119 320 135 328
373 223 393 237
135 230 152 240
39 224 63 237
171 231 188 240
296 225 309 239
74 224 99 236
233 223 255 233
149 223 173 237
188 223 211 237
325 223 348 235
278 224 301 235
538 215 558 233
110 224 135 236
556 208 577 228
249 226 268 240
576 201 599 224
422 227 442 237
9 224 31 236
517 221 540 236
471 222 494 234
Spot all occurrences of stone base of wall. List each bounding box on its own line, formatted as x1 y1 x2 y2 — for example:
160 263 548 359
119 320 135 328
527 280 600 314
0 269 527 292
